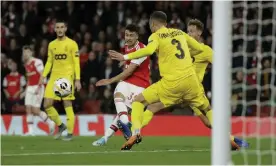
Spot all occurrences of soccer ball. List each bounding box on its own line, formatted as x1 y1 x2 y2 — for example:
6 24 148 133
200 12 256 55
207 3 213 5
53 78 72 97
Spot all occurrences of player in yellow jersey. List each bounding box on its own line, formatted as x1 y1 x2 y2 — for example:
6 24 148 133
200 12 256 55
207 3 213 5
139 19 249 149
38 20 81 141
141 19 213 129
109 11 213 150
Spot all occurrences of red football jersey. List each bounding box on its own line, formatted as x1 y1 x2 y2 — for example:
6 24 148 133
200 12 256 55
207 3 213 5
3 72 26 100
24 58 44 86
124 42 150 88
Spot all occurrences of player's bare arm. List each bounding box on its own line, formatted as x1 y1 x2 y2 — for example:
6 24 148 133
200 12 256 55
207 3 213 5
96 63 138 86
75 80 81 92
108 50 125 61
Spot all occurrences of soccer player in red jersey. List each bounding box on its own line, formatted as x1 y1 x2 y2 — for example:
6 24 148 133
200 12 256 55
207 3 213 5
22 46 55 136
92 24 150 146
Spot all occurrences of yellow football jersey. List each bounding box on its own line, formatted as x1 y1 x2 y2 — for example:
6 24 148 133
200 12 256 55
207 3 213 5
127 27 204 81
43 37 80 79
125 27 210 109
190 44 213 82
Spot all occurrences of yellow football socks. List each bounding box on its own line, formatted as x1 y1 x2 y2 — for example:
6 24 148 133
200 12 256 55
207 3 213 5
45 106 62 126
65 106 75 134
131 102 145 132
142 110 154 128
206 109 213 125
197 108 236 143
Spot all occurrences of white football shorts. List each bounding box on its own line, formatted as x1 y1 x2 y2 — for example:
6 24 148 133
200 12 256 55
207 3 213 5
114 81 145 108
25 85 45 108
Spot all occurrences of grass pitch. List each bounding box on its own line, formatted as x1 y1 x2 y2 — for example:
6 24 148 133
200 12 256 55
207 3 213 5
1 136 274 165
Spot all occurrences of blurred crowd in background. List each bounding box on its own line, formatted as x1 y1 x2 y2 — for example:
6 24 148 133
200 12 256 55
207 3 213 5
1 1 275 116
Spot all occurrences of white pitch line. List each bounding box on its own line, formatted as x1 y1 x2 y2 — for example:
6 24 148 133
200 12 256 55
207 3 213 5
2 149 210 157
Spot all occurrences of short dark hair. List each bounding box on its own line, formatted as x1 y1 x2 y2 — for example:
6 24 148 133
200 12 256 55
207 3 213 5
150 11 167 23
55 19 67 25
22 45 32 51
125 24 139 34
188 19 204 32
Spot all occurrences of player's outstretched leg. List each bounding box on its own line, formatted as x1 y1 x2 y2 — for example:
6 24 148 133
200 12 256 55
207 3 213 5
62 100 75 141
92 116 119 146
121 94 148 150
141 102 165 128
44 98 66 139
202 109 248 149
114 92 132 140
25 85 56 135
193 106 249 149
231 135 249 148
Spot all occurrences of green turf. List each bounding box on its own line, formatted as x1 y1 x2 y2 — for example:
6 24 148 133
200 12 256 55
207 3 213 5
1 136 274 165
